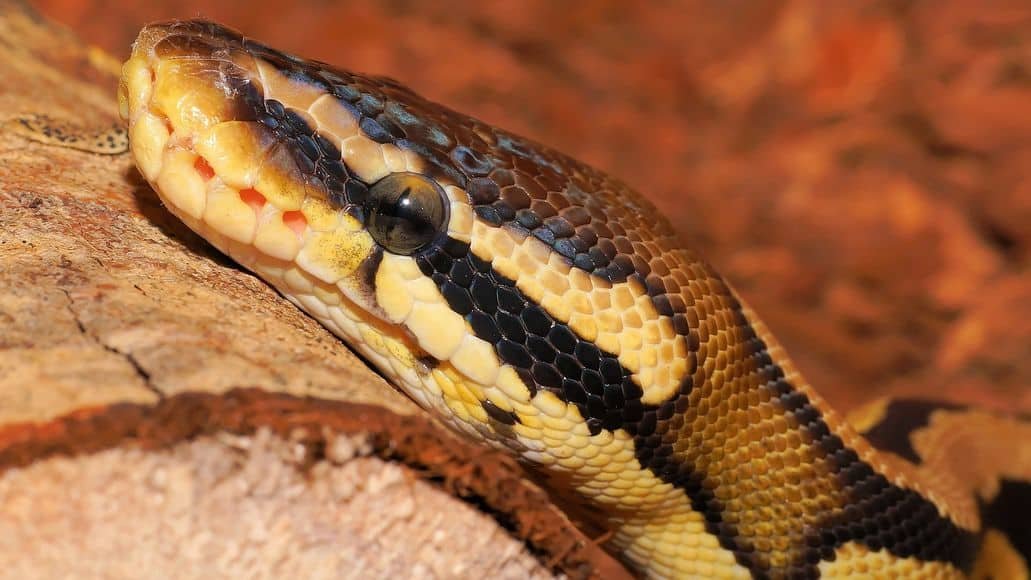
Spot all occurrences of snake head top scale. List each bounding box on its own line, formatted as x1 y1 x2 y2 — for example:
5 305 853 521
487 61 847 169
119 20 1031 580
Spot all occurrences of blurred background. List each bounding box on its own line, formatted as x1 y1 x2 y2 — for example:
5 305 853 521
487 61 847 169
32 0 1030 413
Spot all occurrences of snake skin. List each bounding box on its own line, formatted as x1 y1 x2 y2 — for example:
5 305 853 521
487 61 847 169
118 20 1031 579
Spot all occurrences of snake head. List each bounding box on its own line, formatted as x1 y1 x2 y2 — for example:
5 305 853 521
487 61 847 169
122 14 695 490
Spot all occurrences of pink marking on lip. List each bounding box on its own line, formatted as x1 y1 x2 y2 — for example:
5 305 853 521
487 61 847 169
282 210 307 235
194 157 215 180
239 188 266 213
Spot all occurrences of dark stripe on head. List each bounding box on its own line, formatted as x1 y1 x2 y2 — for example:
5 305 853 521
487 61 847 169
249 97 373 208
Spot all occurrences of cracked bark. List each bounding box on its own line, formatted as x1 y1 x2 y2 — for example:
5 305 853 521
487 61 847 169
61 286 160 398
0 2 628 578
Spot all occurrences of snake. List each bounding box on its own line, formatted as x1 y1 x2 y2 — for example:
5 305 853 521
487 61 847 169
116 20 1030 579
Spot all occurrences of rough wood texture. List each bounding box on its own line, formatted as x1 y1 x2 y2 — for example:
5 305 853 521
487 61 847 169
0 430 551 580
0 3 625 577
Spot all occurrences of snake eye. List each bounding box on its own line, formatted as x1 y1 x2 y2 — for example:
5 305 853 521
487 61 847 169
365 172 448 255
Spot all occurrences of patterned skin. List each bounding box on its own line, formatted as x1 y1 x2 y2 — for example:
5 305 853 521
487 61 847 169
118 20 1031 579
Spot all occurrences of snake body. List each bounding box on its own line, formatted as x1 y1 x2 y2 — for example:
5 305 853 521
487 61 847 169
118 21 1031 579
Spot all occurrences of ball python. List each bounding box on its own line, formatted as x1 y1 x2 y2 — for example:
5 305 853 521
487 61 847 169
116 20 1031 579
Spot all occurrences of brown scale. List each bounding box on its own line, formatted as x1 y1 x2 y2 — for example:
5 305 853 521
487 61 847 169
132 20 1020 578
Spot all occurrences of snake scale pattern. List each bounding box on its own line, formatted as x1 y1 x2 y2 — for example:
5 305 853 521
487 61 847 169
117 20 1031 579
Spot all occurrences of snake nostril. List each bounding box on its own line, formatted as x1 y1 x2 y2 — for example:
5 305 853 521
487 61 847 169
193 157 214 180
282 210 307 235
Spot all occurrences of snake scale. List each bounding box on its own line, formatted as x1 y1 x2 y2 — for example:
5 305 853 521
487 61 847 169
116 20 1030 579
